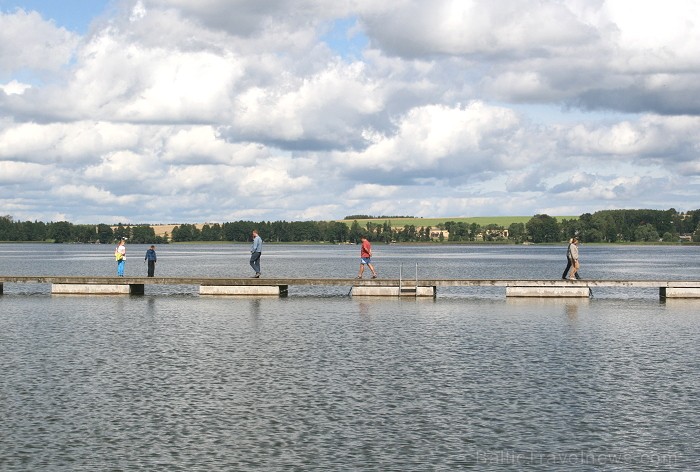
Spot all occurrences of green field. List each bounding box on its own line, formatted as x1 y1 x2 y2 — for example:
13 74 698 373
338 216 577 228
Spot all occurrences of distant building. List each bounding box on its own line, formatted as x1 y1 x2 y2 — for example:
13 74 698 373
429 228 449 240
476 228 509 241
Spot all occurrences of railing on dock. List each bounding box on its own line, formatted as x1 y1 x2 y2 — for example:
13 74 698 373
398 263 419 296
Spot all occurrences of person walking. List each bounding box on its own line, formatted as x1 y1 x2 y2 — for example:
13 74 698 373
250 230 262 277
115 239 126 277
567 237 580 280
562 238 580 280
145 245 157 277
356 236 378 279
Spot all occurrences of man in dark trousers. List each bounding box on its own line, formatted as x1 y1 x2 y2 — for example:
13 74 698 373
250 230 262 277
566 237 581 280
145 245 157 277
562 237 581 280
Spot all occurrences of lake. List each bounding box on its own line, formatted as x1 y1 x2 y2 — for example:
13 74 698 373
0 243 698 470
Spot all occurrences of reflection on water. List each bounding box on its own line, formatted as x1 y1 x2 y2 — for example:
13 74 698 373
1 244 699 470
565 301 580 321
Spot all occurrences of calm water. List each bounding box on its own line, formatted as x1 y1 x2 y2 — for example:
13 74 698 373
1 244 699 470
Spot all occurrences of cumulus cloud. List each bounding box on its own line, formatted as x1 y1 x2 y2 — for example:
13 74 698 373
0 121 141 163
360 0 597 58
0 80 31 95
231 61 383 148
1 0 700 223
337 101 527 183
0 161 47 184
145 0 350 40
0 9 78 73
562 115 700 166
161 127 264 165
549 173 672 205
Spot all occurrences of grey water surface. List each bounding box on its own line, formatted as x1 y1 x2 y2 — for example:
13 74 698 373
1 243 698 470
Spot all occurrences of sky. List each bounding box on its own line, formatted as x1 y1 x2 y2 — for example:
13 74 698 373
2 0 700 224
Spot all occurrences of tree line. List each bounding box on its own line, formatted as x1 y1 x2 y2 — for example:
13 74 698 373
533 208 700 243
2 208 700 244
0 219 168 244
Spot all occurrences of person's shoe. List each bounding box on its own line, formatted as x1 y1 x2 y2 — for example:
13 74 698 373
355 276 362 279
371 275 377 279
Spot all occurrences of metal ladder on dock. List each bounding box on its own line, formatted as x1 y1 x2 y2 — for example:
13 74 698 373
399 263 418 296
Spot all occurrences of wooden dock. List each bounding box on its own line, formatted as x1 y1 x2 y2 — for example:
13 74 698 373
1 276 700 298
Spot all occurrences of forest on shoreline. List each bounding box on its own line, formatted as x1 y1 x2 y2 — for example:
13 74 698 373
2 208 700 244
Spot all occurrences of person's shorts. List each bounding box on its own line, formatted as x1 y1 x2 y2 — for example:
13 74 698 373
360 257 371 265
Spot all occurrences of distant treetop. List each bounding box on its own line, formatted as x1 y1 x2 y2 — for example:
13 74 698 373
344 215 414 220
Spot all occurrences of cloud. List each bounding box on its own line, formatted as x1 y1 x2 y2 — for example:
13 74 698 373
550 172 597 194
6 36 245 123
0 9 78 74
54 184 115 202
162 127 266 165
231 61 384 148
506 170 547 192
360 0 596 58
337 101 526 182
562 115 700 167
0 80 31 96
0 161 48 184
145 0 350 39
0 122 140 163
2 0 700 224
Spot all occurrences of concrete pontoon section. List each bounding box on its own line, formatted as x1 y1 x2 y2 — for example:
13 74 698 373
51 283 143 295
660 286 700 298
353 286 436 297
506 286 591 298
200 285 288 296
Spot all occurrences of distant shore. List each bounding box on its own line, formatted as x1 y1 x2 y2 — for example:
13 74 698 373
141 216 577 238
2 240 697 246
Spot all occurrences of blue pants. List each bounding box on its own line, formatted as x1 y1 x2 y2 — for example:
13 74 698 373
250 252 261 274
117 260 125 276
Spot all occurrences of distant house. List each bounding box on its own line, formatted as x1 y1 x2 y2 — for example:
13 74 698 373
111 223 207 238
476 228 509 241
429 228 449 240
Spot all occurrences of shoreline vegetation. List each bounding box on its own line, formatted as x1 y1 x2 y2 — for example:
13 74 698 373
1 208 700 245
2 240 697 247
